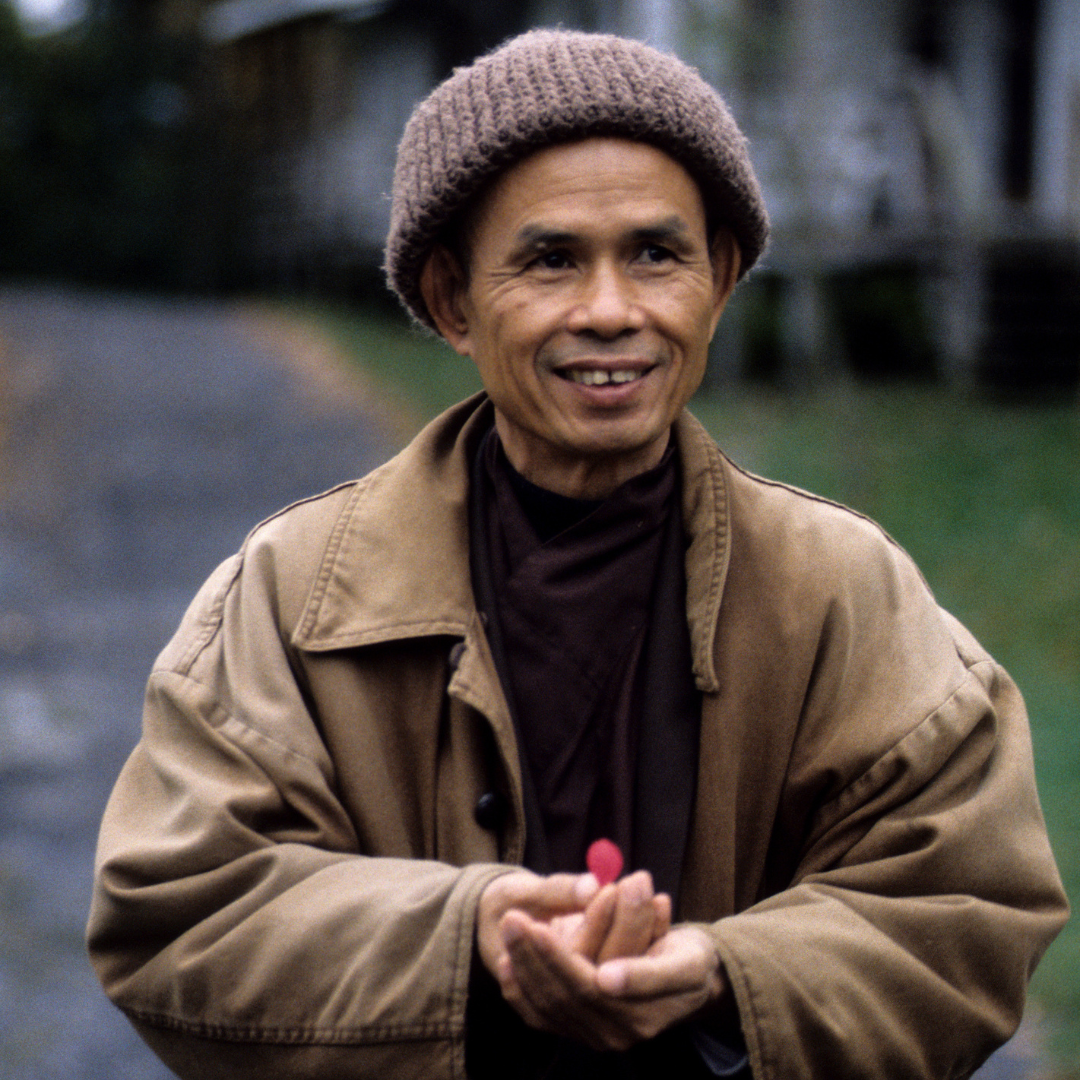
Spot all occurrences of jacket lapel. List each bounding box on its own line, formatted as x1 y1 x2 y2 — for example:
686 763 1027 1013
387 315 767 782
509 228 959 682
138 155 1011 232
292 395 492 652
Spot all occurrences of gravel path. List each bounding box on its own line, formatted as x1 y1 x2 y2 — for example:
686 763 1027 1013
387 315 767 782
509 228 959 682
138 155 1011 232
0 286 391 1079
0 286 1048 1078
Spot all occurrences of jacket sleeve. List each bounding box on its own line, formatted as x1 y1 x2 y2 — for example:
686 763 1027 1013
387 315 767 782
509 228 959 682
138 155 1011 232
701 510 1069 1080
87 536 510 1080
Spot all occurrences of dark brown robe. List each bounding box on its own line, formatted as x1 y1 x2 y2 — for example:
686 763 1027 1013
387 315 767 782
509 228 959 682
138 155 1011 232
466 428 746 1079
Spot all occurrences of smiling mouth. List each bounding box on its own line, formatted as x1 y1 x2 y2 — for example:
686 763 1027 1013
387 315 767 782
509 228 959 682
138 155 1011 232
560 369 647 386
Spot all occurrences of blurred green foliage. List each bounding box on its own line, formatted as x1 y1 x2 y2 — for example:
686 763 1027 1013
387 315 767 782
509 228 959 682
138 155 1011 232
0 2 213 287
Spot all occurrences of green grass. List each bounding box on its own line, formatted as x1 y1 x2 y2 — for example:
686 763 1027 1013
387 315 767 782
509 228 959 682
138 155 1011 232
299 302 1079 1074
293 301 483 433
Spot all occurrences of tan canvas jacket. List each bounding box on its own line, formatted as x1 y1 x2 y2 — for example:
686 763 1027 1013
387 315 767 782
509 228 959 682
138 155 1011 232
88 395 1068 1080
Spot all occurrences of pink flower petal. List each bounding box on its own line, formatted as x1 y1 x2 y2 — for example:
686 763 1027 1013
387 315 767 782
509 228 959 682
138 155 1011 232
586 838 624 886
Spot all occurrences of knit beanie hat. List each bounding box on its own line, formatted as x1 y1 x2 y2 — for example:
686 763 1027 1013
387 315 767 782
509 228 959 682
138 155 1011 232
385 28 769 329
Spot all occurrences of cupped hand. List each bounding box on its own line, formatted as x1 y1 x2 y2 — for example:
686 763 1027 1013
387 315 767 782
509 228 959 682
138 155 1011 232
496 915 723 1051
477 869 722 1051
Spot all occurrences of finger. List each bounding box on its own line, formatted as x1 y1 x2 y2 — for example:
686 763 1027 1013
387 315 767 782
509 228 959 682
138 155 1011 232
549 910 585 944
500 912 600 1035
571 884 618 960
478 871 595 977
502 910 594 986
650 892 672 942
494 944 550 1030
499 916 714 1052
500 916 657 1051
596 872 658 963
501 920 694 1051
595 927 722 1000
491 870 598 917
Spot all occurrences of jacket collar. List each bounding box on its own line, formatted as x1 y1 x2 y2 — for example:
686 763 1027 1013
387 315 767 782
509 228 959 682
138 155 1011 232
677 406 731 694
292 394 731 692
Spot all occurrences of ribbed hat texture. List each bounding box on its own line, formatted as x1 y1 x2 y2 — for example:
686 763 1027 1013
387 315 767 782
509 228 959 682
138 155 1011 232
385 28 769 329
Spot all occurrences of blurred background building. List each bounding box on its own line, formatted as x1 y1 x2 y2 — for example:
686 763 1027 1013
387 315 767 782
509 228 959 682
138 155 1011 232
2 0 1079 390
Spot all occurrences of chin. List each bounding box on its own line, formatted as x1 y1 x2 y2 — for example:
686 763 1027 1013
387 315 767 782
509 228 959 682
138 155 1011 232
561 430 667 465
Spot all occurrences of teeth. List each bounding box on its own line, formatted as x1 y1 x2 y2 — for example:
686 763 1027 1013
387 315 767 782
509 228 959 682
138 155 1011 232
566 369 642 386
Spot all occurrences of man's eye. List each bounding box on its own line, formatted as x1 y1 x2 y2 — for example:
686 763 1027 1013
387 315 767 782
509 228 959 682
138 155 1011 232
640 244 674 263
533 250 571 270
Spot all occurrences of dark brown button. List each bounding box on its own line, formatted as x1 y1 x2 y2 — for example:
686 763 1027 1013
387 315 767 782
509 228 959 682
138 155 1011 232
448 641 466 669
474 791 507 831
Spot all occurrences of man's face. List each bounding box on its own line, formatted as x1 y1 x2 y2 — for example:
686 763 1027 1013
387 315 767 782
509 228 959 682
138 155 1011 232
421 138 740 498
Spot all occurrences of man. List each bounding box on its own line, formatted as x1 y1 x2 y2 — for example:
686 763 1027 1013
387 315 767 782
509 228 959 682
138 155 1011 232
88 29 1067 1080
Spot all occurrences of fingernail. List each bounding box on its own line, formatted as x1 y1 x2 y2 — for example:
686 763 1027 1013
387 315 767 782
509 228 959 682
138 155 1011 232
574 873 600 903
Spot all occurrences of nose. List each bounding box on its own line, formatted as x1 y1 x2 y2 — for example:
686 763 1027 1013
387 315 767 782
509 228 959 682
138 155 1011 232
566 261 645 338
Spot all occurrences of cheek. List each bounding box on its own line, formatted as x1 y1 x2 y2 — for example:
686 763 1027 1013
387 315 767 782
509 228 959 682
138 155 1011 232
669 289 719 361
473 336 543 421
485 312 548 385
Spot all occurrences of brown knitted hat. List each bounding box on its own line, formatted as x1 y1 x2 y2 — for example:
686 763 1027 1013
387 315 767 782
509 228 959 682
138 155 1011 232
385 28 769 329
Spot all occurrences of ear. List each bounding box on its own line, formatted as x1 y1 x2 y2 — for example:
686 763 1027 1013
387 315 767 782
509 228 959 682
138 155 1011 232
419 244 473 356
708 228 742 335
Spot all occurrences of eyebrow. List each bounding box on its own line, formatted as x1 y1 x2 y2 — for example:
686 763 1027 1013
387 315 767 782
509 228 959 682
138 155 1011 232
507 215 695 261
629 216 695 246
506 225 578 262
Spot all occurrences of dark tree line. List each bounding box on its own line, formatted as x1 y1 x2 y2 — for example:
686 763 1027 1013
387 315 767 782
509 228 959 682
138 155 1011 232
0 2 227 289
0 0 539 293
